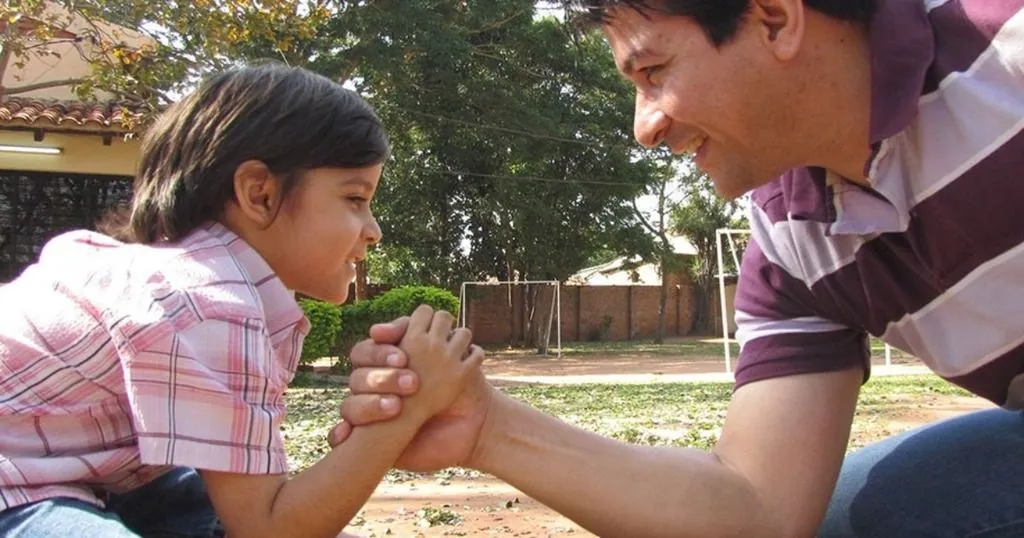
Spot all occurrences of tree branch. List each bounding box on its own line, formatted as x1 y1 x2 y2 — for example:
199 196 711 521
2 77 88 96
0 17 16 101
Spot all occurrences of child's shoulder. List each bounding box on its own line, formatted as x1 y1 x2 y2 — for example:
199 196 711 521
142 224 271 322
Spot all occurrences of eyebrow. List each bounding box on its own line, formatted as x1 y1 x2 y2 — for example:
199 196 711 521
340 177 376 190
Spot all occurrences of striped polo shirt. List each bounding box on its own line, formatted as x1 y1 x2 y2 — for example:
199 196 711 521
734 0 1024 408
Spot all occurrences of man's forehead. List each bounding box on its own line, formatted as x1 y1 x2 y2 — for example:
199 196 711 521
601 9 663 72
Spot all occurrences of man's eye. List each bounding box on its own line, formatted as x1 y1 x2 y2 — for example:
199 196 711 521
641 65 663 83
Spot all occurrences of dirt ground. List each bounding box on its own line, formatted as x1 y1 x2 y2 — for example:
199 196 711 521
342 353 992 538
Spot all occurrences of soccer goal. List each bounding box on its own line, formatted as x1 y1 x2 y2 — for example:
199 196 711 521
715 228 751 373
715 228 894 372
458 280 562 357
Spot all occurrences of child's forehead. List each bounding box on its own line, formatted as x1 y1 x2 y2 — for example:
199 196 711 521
301 165 383 188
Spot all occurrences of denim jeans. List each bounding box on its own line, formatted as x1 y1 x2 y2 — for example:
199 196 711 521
0 467 223 537
819 408 1024 537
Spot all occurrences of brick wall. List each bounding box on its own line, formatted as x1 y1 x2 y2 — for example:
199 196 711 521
462 276 697 345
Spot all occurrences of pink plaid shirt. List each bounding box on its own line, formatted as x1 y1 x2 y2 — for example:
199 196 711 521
0 222 309 511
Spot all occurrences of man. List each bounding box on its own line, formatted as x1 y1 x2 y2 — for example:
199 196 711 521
331 1 1024 536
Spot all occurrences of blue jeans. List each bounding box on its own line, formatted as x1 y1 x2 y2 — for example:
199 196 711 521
819 408 1024 537
0 467 223 537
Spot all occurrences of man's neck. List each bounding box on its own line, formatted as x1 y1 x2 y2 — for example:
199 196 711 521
798 22 875 185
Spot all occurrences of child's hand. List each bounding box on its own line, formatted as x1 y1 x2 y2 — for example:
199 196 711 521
399 304 483 419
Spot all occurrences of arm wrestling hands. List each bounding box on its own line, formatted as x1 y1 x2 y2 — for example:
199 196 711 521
329 317 864 538
328 316 496 472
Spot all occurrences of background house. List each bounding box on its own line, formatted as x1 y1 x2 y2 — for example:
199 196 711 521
0 5 147 281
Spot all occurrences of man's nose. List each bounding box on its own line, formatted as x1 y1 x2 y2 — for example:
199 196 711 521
633 92 670 148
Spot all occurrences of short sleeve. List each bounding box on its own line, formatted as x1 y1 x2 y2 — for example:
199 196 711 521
733 213 871 389
108 282 289 475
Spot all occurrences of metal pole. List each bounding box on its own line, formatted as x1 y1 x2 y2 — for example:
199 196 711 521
556 281 562 357
716 229 731 373
458 282 466 327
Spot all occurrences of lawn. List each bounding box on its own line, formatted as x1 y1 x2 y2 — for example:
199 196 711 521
282 373 978 480
490 336 915 362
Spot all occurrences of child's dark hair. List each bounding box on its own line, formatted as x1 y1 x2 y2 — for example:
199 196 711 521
102 62 390 244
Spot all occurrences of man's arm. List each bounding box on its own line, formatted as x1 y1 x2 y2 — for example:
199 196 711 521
473 367 862 538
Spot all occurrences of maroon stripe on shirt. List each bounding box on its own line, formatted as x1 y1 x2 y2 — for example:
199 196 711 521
810 127 1024 336
924 0 1023 93
735 331 870 389
946 344 1024 405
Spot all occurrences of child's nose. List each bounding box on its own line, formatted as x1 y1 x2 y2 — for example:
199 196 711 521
364 216 382 245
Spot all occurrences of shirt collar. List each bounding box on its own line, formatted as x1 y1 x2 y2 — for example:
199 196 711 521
828 0 936 235
202 222 310 338
866 0 936 145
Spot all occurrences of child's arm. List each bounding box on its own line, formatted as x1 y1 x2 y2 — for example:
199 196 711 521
200 305 482 538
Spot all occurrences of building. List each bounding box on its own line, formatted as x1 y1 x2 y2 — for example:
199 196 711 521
1 4 148 281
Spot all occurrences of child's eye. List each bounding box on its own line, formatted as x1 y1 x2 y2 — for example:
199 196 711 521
347 196 370 208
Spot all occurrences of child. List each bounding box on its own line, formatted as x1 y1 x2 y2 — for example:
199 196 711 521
0 63 484 538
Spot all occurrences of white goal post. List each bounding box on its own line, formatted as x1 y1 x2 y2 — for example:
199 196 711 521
458 280 562 357
715 228 750 373
715 228 893 373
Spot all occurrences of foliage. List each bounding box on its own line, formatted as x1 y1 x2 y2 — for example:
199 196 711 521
630 157 686 343
5 1 671 299
1 0 331 116
333 286 461 372
342 4 663 289
370 285 460 320
297 299 341 365
670 165 749 333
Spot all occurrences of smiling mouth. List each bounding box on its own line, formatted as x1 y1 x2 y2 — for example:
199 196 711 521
675 133 708 156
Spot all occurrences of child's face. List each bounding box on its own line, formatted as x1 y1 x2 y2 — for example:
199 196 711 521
267 164 383 304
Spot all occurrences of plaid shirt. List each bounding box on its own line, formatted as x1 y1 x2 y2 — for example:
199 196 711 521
0 222 309 511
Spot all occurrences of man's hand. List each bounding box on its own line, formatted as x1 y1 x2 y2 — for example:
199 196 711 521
327 317 415 446
329 316 496 472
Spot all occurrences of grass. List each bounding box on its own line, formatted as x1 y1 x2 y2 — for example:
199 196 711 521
488 336 915 362
282 374 975 480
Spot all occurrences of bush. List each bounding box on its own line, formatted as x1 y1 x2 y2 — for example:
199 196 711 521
332 286 461 374
370 285 460 321
298 299 342 365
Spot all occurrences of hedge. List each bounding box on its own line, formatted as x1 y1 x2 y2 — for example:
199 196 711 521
297 298 342 365
298 286 461 374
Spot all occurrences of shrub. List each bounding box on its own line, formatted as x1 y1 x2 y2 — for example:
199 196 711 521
333 298 374 363
298 299 342 365
369 285 459 321
332 286 461 374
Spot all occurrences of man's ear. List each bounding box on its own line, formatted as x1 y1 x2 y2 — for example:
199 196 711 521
750 0 805 62
231 160 282 229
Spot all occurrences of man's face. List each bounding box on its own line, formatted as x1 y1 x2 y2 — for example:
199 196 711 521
603 6 805 199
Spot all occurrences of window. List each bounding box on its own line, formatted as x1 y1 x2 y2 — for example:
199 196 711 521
0 170 133 281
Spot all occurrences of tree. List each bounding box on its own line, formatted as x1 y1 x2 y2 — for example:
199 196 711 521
630 156 681 344
1 1 330 115
4 1 668 325
670 164 748 334
349 4 662 294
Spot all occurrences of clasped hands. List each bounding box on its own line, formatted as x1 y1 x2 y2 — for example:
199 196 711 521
327 310 499 472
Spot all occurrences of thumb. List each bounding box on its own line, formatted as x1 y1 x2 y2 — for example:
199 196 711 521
327 420 353 448
368 316 410 344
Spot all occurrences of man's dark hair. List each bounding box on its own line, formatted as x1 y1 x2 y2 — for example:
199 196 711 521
565 0 878 46
102 62 390 244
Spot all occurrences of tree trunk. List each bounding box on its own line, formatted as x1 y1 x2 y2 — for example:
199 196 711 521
354 260 368 301
690 280 715 335
655 257 668 344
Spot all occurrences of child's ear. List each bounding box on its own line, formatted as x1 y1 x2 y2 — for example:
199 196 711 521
232 160 282 228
